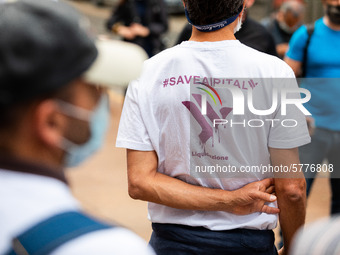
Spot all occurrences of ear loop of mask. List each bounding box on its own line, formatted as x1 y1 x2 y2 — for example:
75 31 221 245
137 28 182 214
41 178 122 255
234 7 245 34
55 99 92 122
54 99 93 153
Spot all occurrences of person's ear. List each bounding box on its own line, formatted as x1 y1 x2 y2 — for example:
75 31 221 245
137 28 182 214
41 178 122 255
277 11 284 22
239 0 248 18
33 100 67 148
245 0 255 9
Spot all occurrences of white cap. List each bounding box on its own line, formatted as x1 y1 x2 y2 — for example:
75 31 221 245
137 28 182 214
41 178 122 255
84 39 148 88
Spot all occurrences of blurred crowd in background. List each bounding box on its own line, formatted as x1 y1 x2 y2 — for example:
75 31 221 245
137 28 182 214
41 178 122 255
91 0 325 59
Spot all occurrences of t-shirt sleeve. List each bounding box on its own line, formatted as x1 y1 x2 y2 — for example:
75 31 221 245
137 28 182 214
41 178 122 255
268 67 311 149
116 80 154 151
285 25 308 62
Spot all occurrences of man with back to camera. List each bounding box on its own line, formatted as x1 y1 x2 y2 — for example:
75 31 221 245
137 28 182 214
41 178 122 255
284 0 340 215
116 0 311 254
0 0 153 254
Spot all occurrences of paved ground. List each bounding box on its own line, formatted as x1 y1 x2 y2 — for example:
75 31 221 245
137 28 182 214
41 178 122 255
67 0 332 244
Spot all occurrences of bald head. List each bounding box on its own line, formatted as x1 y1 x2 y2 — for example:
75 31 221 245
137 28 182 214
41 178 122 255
277 0 305 32
280 0 305 18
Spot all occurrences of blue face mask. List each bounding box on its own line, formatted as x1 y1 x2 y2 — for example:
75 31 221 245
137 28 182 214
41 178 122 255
56 94 110 168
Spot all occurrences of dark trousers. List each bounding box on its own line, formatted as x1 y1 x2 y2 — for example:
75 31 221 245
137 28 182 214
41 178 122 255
149 223 278 255
299 128 340 214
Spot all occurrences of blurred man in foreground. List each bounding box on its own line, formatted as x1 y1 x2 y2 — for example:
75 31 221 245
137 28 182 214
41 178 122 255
0 0 152 254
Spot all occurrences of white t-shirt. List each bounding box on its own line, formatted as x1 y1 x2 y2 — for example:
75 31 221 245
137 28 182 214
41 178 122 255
116 40 310 230
0 169 154 255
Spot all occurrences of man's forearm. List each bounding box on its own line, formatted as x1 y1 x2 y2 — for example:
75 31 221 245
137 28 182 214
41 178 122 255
129 170 236 211
127 149 278 215
276 179 306 254
270 147 307 254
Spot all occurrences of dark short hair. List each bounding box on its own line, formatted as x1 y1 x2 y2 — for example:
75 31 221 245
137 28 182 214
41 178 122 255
184 0 244 25
0 82 75 133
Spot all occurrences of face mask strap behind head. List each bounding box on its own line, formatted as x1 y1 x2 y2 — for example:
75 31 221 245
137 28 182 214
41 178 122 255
55 99 92 122
185 3 244 32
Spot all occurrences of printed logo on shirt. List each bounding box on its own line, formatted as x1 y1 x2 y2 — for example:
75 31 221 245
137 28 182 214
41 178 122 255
162 76 258 90
183 78 311 164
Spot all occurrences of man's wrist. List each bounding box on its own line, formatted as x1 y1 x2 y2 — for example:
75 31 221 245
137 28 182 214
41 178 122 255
216 189 234 212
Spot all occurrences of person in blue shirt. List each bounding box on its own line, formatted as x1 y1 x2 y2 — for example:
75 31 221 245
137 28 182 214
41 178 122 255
284 0 340 215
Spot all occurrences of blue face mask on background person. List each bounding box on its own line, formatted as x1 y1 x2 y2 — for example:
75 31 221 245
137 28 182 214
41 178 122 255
56 94 110 168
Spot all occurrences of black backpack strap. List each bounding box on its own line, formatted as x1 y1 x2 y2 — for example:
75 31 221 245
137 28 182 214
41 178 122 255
301 23 315 77
7 211 113 255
